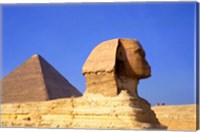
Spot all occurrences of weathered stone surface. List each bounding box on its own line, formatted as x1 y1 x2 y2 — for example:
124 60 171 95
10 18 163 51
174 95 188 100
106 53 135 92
83 39 119 74
82 39 119 96
2 54 82 104
84 72 118 96
1 99 196 130
82 38 150 97
0 91 165 129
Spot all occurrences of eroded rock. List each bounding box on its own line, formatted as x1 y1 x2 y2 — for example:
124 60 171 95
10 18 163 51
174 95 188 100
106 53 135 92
82 38 151 97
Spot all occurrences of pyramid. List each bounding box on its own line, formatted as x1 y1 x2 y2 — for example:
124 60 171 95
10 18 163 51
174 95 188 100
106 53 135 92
1 54 82 104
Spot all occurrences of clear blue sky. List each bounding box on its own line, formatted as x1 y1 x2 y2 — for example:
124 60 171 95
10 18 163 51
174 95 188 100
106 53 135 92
2 2 198 105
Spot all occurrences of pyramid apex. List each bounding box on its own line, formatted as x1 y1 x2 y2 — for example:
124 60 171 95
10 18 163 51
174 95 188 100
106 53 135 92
31 54 41 58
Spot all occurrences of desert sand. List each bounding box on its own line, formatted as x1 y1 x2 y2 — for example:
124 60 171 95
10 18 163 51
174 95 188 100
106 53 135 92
152 104 197 130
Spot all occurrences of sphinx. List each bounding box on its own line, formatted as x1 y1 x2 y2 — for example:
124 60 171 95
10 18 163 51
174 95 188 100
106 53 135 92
1 38 166 129
82 38 151 97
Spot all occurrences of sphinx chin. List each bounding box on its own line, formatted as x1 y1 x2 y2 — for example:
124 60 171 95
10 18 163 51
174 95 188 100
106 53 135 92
132 68 151 79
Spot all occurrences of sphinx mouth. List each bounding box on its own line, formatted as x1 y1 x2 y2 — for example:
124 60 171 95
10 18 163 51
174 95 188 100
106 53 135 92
134 66 151 71
139 74 151 79
133 67 151 79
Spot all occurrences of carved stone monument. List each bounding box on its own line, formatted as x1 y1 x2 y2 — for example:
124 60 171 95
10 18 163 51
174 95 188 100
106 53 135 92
82 38 166 129
82 38 151 97
0 38 167 129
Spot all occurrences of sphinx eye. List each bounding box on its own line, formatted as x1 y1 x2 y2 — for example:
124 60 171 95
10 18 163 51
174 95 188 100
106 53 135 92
135 49 141 54
135 49 145 57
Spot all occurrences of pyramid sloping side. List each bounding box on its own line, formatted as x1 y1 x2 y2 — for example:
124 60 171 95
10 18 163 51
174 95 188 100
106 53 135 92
38 56 82 99
2 55 48 104
82 39 119 74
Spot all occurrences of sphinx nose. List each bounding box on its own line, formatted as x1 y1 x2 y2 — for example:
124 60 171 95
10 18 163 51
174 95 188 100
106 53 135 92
143 59 150 67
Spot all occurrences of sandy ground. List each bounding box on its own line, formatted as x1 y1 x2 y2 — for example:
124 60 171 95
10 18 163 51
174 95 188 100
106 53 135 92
152 104 197 130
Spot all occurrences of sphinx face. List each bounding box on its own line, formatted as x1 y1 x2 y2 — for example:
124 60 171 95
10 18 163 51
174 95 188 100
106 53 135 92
118 39 151 79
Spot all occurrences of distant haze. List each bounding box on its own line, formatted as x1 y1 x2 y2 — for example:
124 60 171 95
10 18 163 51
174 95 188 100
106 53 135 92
2 2 197 105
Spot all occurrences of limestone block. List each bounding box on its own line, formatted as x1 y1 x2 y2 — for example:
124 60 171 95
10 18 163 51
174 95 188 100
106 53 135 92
84 72 118 96
0 91 165 129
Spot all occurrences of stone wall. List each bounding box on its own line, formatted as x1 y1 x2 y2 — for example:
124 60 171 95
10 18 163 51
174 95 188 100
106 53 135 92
0 93 196 130
1 91 163 129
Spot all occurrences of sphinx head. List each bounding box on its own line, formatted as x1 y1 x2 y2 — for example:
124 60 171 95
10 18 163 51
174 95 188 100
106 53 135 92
116 39 151 79
82 38 151 97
